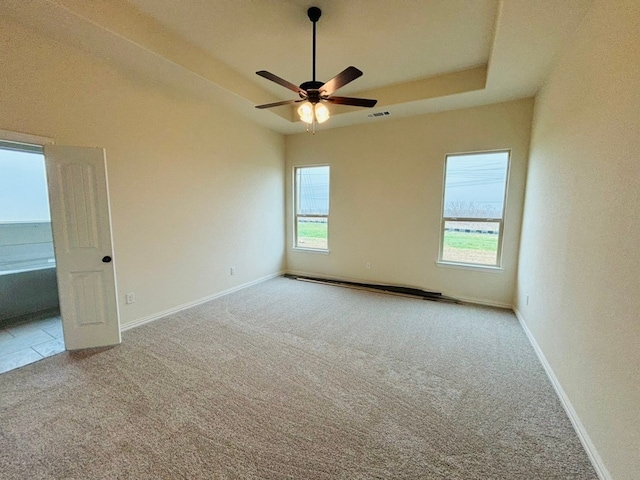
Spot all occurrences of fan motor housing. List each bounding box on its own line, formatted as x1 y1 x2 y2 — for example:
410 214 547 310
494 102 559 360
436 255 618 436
300 81 325 103
300 81 324 91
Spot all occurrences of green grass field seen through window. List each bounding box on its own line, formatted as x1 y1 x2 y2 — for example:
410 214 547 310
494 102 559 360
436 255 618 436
297 223 498 253
297 221 327 239
443 231 498 251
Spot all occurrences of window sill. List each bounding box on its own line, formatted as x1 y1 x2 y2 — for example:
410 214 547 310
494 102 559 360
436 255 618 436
436 261 503 273
292 247 330 255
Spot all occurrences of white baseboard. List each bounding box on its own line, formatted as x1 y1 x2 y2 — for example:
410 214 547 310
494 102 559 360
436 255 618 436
453 294 512 309
513 308 611 480
286 269 512 309
120 271 284 332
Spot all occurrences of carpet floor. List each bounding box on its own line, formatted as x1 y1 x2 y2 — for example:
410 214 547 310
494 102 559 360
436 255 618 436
0 277 597 479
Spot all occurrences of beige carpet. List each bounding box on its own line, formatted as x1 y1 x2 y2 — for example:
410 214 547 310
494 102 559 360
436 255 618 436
0 277 597 479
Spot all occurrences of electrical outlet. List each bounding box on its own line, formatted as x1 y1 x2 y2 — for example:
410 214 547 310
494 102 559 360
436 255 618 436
365 262 371 269
126 292 135 304
230 267 236 276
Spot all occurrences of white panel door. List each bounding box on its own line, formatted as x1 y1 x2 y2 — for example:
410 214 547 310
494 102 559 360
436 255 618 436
44 146 121 349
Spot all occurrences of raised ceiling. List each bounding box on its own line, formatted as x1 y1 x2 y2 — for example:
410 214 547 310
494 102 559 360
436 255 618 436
126 0 498 96
0 0 593 134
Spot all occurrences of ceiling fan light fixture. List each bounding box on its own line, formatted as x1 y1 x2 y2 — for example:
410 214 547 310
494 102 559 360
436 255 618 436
297 102 314 124
255 6 377 132
314 103 330 123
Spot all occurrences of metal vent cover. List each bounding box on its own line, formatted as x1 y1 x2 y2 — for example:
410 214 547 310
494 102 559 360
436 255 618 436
368 111 390 118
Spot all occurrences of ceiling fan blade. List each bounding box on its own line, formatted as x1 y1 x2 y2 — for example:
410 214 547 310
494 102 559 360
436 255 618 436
255 99 304 109
320 66 363 95
326 96 378 108
256 71 306 95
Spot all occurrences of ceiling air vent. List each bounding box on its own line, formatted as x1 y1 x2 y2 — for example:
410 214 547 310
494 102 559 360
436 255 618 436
368 111 390 118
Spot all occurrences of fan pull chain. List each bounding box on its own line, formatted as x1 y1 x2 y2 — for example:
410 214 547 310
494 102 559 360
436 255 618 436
306 121 317 134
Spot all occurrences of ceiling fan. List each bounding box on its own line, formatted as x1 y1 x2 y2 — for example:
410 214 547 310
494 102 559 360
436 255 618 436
255 6 377 130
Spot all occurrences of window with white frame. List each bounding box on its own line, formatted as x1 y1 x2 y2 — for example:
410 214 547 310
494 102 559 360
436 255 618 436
440 151 510 267
295 165 329 250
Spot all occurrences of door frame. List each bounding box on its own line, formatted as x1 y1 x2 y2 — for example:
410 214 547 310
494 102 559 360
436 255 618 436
0 129 121 348
0 129 54 148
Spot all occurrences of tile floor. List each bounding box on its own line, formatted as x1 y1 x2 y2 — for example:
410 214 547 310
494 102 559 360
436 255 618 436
0 311 65 374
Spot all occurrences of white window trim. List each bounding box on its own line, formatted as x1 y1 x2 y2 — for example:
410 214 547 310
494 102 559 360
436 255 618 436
293 165 330 252
435 260 504 273
292 247 330 255
438 150 511 270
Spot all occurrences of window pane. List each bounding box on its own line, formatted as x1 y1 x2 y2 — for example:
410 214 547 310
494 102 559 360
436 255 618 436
442 220 500 266
0 147 50 222
0 146 55 273
296 217 327 250
296 166 329 215
443 152 509 219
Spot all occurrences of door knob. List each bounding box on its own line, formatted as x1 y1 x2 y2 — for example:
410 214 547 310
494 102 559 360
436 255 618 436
102 256 112 263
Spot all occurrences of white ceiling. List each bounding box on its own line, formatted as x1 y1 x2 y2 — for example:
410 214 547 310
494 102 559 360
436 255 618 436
1 0 594 134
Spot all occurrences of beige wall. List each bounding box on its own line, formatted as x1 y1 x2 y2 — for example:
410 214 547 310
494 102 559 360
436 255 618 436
286 99 533 306
516 0 640 478
0 17 285 326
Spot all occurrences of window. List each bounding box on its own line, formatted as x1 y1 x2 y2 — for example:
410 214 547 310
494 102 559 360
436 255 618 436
0 141 55 273
295 166 330 250
439 151 510 267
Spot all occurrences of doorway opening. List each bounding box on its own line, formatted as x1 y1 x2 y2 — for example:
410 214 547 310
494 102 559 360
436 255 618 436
0 140 65 373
